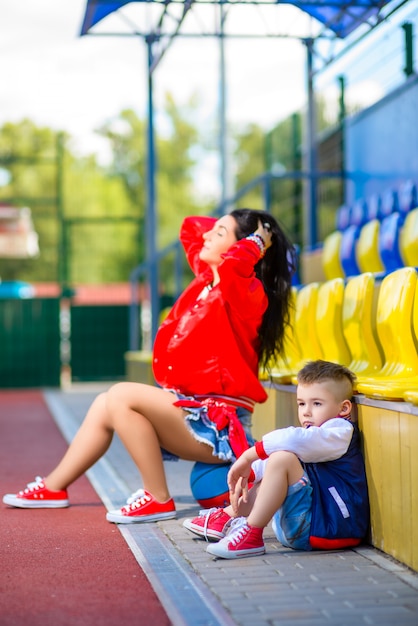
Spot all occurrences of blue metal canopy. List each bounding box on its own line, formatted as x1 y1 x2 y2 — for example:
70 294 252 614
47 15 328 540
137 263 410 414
80 0 391 39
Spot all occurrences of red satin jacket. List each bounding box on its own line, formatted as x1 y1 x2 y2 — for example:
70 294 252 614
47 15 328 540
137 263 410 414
152 216 268 403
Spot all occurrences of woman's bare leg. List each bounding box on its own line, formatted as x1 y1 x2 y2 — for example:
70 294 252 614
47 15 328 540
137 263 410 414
45 382 225 502
104 383 226 502
44 392 115 492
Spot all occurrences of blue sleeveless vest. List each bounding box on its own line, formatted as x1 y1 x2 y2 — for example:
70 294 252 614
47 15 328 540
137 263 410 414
303 423 370 550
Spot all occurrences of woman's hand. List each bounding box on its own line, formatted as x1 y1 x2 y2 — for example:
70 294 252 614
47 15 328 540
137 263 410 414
254 221 273 249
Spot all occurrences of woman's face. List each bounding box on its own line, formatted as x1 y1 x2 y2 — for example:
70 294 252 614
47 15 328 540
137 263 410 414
199 215 238 266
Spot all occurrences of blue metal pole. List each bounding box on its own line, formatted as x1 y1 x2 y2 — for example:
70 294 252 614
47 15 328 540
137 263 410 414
305 38 318 248
129 272 140 351
219 0 228 212
263 173 272 213
174 242 183 301
146 37 160 345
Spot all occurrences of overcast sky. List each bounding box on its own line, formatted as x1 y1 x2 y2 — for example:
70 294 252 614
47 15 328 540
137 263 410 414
0 1 320 199
2 3 315 143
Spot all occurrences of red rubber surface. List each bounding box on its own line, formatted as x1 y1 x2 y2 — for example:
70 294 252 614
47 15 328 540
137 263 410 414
0 391 171 626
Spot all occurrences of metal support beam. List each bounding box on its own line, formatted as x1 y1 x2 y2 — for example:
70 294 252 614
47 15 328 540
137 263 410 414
402 22 415 77
304 38 318 249
338 74 346 204
219 1 228 210
146 37 160 345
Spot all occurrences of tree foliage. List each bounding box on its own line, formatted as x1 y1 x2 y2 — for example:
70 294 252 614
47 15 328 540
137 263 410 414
0 100 303 291
0 120 62 282
0 95 209 287
232 122 266 211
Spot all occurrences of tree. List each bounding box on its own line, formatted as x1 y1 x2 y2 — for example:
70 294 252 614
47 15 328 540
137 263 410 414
99 95 210 292
0 95 211 290
232 122 266 211
0 120 63 282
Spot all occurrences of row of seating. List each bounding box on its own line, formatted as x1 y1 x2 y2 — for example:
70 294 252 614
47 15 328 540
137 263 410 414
335 180 417 231
261 266 418 404
323 187 418 280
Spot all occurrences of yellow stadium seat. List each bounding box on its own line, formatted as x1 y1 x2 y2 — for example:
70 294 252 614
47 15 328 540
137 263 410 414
401 276 418 403
271 282 323 385
322 231 344 280
403 389 418 405
260 288 300 383
293 282 324 362
400 207 418 266
356 267 418 399
343 272 383 379
315 277 351 367
356 220 385 273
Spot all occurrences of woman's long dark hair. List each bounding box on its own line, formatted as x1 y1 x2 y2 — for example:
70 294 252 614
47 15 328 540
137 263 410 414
230 208 296 372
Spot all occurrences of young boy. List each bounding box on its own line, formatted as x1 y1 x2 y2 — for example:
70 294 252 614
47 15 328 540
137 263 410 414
183 360 369 559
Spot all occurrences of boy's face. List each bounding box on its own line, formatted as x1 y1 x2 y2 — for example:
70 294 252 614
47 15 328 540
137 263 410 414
296 381 351 429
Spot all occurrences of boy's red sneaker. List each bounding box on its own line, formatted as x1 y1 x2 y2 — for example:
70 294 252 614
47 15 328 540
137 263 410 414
106 488 176 524
206 517 265 559
3 476 69 508
183 507 232 541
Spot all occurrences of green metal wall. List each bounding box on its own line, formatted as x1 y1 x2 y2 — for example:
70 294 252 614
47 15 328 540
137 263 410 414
70 304 130 382
0 299 134 387
0 298 61 388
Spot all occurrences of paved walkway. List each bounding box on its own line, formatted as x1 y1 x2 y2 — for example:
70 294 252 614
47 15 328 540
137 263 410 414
12 385 418 625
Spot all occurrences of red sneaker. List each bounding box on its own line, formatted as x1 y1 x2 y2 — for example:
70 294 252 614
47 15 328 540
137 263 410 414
106 489 176 524
3 476 69 509
206 518 265 559
183 507 232 541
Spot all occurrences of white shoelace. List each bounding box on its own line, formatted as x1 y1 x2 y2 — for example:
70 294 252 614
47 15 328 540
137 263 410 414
224 517 249 546
196 507 218 541
21 476 44 494
124 488 151 511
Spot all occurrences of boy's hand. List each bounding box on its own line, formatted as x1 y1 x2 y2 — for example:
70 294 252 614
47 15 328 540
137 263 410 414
227 447 257 515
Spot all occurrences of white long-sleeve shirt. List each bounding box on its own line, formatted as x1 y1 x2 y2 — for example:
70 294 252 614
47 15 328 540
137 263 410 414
252 418 354 483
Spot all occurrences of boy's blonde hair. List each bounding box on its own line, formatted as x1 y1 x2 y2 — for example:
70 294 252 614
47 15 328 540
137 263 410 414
297 360 356 400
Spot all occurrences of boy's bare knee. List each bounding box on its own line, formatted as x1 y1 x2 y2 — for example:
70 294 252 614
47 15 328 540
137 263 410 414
267 450 304 483
268 450 299 466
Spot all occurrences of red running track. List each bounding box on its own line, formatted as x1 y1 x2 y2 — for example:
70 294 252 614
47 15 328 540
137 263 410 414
0 390 171 626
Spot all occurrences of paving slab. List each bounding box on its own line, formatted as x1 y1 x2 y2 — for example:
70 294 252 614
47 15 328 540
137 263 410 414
44 385 418 626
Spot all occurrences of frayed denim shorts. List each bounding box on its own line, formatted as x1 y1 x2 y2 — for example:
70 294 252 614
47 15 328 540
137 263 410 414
272 474 313 551
162 390 255 462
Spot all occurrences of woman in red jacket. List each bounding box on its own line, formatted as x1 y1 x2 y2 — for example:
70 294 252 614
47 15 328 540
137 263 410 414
3 209 295 522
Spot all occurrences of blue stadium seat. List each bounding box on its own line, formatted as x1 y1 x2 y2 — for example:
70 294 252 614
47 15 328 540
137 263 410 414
379 212 405 272
339 224 361 277
378 188 399 220
366 193 381 221
350 199 368 227
335 205 351 231
398 179 417 218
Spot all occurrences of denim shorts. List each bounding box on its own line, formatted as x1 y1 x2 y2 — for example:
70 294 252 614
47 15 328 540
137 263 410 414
162 390 255 462
272 474 313 551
